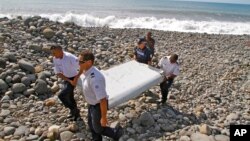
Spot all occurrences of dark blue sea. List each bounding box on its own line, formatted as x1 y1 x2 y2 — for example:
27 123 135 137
1 0 250 34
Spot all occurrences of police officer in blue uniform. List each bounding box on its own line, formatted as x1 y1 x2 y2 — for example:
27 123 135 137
78 50 123 141
134 37 152 65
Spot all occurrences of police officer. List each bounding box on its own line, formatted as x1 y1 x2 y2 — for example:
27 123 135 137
134 37 152 65
51 45 80 121
158 54 180 104
78 50 123 141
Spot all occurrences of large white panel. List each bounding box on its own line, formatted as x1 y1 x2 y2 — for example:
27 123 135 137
77 61 164 108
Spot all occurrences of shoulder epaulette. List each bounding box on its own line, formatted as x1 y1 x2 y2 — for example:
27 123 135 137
90 73 95 78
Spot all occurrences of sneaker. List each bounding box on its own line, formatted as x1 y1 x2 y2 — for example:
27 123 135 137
114 125 123 141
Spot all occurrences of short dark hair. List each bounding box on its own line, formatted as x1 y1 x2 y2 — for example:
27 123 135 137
50 45 62 50
171 54 178 61
80 50 95 62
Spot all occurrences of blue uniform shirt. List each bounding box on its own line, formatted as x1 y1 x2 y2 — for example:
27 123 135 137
134 47 151 64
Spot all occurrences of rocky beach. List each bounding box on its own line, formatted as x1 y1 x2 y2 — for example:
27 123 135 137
0 16 250 141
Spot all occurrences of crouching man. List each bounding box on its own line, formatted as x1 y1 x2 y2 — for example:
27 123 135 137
158 54 180 104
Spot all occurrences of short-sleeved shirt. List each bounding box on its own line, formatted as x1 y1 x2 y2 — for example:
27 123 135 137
53 51 79 78
158 56 180 77
134 47 152 64
79 66 108 105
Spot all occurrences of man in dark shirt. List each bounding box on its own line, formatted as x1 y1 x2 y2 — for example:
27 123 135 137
134 38 152 65
145 32 155 57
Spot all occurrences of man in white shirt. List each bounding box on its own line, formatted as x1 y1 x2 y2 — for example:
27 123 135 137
158 54 180 104
51 45 80 121
77 50 123 141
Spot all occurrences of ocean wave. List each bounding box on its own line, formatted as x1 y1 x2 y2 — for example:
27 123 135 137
1 13 250 35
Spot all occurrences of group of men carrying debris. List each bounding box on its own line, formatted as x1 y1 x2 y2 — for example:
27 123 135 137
50 31 180 141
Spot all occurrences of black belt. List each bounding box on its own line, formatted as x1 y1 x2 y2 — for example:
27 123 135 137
89 101 109 110
67 76 76 80
89 103 100 107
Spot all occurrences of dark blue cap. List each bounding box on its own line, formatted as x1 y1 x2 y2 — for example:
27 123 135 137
137 37 146 44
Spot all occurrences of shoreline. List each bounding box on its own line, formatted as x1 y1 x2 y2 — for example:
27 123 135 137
1 14 250 35
0 17 250 141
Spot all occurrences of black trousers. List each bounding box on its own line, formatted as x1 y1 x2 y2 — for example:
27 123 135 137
88 103 119 141
160 79 173 103
58 77 79 117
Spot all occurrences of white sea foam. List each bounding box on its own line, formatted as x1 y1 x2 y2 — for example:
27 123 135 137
1 13 250 35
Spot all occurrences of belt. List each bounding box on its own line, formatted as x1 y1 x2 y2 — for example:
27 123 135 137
67 76 76 80
89 103 100 107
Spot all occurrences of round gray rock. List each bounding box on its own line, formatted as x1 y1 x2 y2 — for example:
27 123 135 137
12 83 27 93
43 28 55 39
139 111 155 127
0 57 6 69
215 135 229 141
0 79 8 92
0 72 7 80
5 76 12 83
12 74 21 83
14 126 28 136
34 79 48 95
4 126 16 136
26 74 36 82
3 52 17 62
21 77 31 86
0 109 11 117
190 132 211 141
18 60 35 73
60 131 74 141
